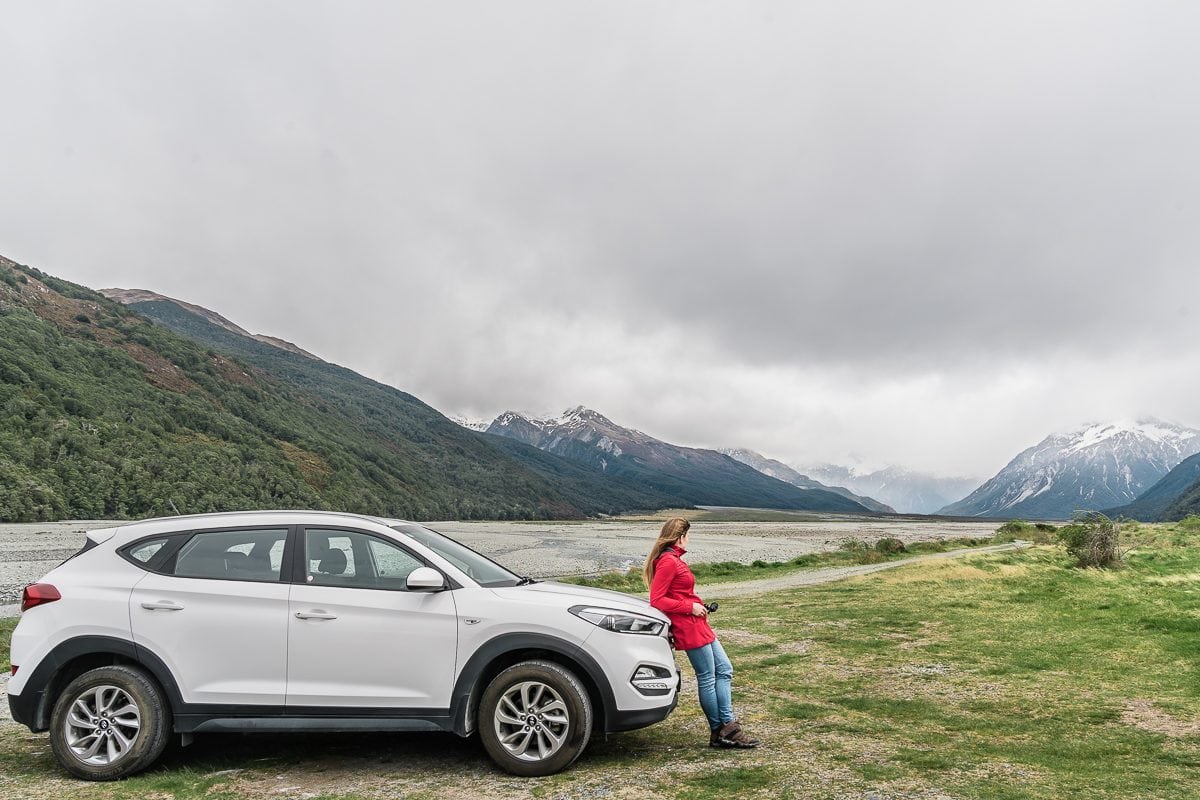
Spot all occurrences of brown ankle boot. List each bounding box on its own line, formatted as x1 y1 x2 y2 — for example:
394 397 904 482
709 723 736 748
712 720 759 748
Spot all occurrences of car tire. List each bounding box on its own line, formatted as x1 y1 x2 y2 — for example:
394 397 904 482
49 664 172 780
478 659 593 777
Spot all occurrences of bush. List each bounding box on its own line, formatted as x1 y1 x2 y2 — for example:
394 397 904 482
1177 515 1200 534
856 549 886 565
994 520 1033 542
994 519 1058 544
1058 512 1123 568
874 537 907 555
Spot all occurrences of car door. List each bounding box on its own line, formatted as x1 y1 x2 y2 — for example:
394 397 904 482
127 526 292 706
285 527 459 710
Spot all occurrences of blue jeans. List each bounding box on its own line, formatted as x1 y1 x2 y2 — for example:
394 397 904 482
685 639 734 730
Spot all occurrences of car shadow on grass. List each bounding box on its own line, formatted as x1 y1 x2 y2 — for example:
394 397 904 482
155 730 490 774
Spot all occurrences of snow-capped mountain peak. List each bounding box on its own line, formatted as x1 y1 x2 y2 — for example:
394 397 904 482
450 415 491 432
939 419 1200 519
1060 419 1195 456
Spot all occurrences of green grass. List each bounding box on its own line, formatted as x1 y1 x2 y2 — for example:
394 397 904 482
4 523 1200 798
0 618 15 674
561 535 997 592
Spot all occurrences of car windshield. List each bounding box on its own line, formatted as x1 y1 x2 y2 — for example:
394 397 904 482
391 524 523 588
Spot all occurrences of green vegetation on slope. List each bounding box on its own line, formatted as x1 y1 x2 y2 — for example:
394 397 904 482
1161 469 1200 521
0 258 676 521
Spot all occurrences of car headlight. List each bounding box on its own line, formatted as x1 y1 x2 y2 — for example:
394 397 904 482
569 605 666 635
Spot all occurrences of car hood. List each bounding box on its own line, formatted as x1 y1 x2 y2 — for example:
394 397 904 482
493 581 666 620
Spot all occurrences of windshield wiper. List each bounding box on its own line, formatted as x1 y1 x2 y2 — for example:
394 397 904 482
515 576 539 586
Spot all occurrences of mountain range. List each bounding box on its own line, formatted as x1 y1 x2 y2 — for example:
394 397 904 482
718 449 894 512
796 463 980 515
0 255 687 521
938 420 1200 519
483 408 871 513
6 253 1200 524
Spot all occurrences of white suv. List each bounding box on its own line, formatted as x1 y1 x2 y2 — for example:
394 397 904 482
8 511 679 780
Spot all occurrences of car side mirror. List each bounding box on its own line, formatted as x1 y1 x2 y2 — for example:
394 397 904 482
407 567 446 592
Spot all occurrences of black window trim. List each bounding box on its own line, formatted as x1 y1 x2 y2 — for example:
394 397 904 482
293 525 459 592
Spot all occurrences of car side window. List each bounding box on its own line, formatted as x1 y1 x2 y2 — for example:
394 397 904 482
126 538 169 564
305 528 425 590
173 528 289 582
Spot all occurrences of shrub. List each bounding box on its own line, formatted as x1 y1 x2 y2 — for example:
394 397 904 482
856 549 886 565
1177 515 1200 534
874 537 907 555
994 519 1058 544
1058 512 1123 568
994 520 1033 542
839 538 867 552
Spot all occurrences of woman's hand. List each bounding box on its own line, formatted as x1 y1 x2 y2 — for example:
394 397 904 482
691 602 708 617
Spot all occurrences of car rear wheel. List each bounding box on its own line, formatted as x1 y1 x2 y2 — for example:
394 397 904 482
478 660 592 776
49 665 171 780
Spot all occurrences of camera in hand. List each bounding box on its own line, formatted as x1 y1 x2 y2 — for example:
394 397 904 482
704 602 719 613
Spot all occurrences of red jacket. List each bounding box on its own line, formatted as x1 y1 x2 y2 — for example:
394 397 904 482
649 545 716 651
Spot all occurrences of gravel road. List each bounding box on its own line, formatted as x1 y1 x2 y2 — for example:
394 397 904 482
0 517 1002 616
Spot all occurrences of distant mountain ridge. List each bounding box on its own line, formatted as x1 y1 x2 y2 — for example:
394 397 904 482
99 288 322 361
938 420 1200 519
484 407 871 513
799 464 980 515
719 448 894 513
1106 451 1200 521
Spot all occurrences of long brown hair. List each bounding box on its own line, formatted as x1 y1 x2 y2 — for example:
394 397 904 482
643 517 690 589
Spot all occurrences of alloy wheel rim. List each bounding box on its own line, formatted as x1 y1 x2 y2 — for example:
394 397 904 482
63 684 141 766
493 680 570 761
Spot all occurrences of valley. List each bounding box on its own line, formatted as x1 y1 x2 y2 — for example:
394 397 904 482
0 514 1003 612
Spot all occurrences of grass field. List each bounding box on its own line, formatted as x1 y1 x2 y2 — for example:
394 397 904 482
2 521 1198 799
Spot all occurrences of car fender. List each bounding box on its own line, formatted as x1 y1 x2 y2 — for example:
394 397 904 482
449 632 617 736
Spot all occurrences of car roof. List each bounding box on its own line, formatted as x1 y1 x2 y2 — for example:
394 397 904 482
93 510 418 545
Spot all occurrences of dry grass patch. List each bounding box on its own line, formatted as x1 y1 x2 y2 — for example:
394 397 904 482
1120 700 1200 738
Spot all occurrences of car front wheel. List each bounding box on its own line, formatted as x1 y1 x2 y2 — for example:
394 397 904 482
49 664 171 780
478 659 593 776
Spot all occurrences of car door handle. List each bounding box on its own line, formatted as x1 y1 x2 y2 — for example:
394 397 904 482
140 600 184 611
295 610 338 620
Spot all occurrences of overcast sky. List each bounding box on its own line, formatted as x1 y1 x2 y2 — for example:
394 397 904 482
3 1 1199 477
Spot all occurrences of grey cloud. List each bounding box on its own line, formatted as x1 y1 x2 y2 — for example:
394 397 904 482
2 1 1199 476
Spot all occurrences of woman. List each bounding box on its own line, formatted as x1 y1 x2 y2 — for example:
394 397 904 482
645 517 759 749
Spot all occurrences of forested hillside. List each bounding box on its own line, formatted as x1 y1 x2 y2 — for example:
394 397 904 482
0 256 677 521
